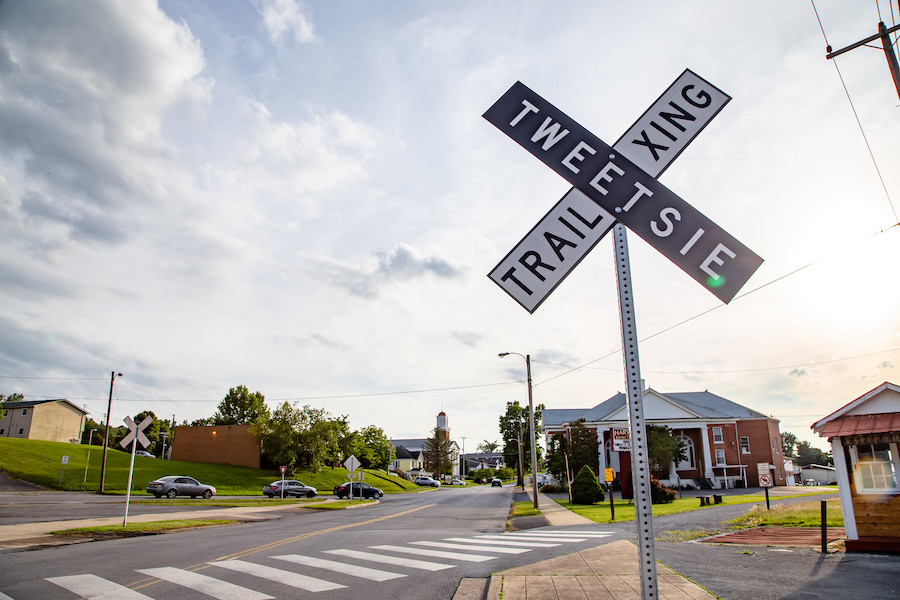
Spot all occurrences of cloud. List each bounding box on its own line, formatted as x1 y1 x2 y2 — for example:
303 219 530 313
255 0 317 44
878 361 895 369
0 0 210 249
452 331 483 347
313 244 464 299
789 368 806 377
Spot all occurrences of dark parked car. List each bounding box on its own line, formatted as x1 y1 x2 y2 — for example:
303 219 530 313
263 480 317 498
333 482 383 499
146 475 216 499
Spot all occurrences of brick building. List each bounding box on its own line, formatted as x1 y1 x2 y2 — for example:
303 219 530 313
169 424 260 469
543 387 785 491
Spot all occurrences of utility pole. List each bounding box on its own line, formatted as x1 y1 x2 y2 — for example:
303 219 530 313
826 20 900 102
98 371 122 493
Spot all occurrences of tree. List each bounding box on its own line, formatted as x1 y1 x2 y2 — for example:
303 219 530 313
545 433 569 485
359 425 392 470
212 385 269 426
781 432 798 458
0 392 24 419
646 425 686 478
423 428 455 477
80 417 103 445
567 419 599 480
571 464 604 504
256 401 302 474
477 440 500 453
498 401 544 486
796 441 831 467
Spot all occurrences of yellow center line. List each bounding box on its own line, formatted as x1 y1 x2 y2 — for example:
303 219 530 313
129 503 436 591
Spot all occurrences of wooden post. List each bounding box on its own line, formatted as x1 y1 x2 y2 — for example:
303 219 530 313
821 500 828 553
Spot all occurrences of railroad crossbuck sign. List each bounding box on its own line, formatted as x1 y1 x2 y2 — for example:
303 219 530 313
119 415 152 450
485 71 763 310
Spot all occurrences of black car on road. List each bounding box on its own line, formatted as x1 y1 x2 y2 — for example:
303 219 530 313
263 480 317 498
333 482 383 499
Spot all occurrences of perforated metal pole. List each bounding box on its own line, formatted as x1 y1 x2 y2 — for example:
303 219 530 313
613 223 658 599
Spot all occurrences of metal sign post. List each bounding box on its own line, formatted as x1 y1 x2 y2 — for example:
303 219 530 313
484 70 763 600
119 415 152 526
343 455 360 504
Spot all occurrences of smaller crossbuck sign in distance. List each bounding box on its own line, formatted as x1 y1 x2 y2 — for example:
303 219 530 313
484 80 763 305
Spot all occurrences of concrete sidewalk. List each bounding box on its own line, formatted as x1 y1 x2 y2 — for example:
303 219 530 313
477 491 715 600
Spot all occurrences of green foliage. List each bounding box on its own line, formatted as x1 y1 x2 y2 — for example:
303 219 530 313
257 401 303 474
471 468 493 483
498 401 544 484
495 466 516 480
781 431 798 458
213 385 270 426
545 433 568 485
646 425 686 475
476 440 499 453
650 477 677 504
567 419 599 479
0 392 25 419
571 464 604 505
796 441 831 467
422 428 454 476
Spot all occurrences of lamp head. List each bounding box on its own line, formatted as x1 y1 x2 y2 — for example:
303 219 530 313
498 352 509 358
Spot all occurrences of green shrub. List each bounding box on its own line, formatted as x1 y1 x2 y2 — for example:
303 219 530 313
571 465 604 504
495 466 516 480
650 478 677 504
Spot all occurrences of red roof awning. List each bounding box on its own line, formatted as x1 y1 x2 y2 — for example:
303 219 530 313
821 413 900 437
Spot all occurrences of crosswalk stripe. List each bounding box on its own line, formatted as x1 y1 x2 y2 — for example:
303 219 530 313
506 531 611 538
0 593 13 600
271 554 405 582
46 574 154 599
324 549 453 571
136 567 273 600
495 534 586 542
413 540 531 554
461 536 559 547
208 559 344 592
370 544 496 562
477 534 571 546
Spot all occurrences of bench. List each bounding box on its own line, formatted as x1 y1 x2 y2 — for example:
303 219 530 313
713 494 724 504
699 495 712 506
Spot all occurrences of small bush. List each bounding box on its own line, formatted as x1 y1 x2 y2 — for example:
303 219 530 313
571 465 605 504
539 483 558 493
650 478 677 504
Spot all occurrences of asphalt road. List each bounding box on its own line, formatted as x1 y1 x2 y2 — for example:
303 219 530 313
0 485 626 600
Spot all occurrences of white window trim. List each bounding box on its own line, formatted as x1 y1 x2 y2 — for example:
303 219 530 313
712 427 723 443
714 449 726 466
850 442 899 495
740 436 750 454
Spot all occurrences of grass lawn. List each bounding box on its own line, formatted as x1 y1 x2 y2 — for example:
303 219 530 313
727 500 843 528
555 491 842 525
511 500 540 518
0 438 419 495
51 519 240 538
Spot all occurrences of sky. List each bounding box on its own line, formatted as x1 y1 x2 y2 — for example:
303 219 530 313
1 0 898 453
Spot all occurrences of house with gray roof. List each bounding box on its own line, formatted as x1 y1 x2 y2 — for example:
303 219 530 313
543 387 785 491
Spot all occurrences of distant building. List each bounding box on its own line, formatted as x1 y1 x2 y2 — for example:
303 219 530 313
170 424 260 469
461 452 505 473
800 464 837 485
0 399 87 443
543 387 785 491
391 412 461 477
812 381 900 553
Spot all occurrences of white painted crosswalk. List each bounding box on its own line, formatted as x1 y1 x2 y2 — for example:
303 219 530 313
40 529 614 600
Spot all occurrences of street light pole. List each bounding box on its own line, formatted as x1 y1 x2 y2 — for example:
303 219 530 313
99 371 122 493
499 352 540 510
